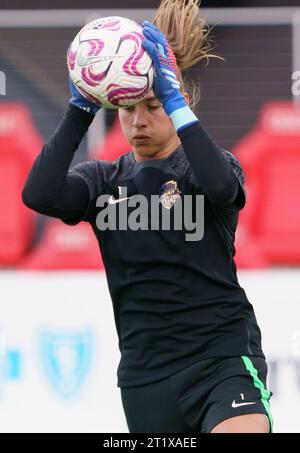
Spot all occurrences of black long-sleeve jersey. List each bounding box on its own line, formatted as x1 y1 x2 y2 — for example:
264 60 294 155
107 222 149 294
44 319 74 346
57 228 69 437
22 104 265 387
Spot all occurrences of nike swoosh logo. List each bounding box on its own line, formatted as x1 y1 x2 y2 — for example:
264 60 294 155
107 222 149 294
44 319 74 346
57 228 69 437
232 401 257 408
108 196 131 205
108 186 132 204
77 54 124 67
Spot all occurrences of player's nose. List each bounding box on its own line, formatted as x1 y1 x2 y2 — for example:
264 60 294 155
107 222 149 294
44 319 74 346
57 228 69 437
132 106 148 128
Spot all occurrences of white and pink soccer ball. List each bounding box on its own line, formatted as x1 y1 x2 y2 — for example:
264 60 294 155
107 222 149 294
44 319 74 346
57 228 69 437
67 16 154 109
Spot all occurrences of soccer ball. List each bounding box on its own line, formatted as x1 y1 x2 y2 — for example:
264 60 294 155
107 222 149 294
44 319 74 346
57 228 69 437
67 16 154 109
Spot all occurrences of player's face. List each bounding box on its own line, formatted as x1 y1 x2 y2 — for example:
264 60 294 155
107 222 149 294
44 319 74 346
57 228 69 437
118 91 181 161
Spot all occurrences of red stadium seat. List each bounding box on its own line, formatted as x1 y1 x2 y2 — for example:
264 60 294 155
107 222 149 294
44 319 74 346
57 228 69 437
0 103 42 266
234 101 300 266
18 219 104 270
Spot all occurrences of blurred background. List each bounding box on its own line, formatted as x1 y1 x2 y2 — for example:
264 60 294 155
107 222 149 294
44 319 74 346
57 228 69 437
0 0 300 433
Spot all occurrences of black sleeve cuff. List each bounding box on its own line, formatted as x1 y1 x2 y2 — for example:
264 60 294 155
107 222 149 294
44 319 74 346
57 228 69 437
177 122 202 142
66 103 96 131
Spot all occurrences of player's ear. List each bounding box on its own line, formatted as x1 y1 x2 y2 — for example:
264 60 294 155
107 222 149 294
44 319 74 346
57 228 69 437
183 91 190 105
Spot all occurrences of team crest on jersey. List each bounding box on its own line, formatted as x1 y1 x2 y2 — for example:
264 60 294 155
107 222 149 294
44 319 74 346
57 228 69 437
159 180 181 209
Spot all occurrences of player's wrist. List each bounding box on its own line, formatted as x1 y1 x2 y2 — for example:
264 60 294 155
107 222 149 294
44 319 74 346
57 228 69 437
66 103 96 127
169 105 199 133
69 98 100 116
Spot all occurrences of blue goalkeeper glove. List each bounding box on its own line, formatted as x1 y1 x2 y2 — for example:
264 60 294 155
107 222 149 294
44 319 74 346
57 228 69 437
69 77 101 115
141 21 198 132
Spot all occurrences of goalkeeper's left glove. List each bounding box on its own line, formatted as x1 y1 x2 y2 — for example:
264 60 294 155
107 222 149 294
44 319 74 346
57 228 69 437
142 21 198 133
69 76 101 116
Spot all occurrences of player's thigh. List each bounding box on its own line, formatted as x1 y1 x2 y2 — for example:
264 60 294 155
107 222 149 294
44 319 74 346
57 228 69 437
120 376 195 433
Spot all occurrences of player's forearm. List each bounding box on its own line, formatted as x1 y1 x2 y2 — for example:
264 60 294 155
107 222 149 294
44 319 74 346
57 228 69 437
22 104 94 211
178 121 238 205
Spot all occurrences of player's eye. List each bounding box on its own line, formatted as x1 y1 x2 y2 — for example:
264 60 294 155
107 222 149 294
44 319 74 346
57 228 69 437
148 104 161 110
123 105 135 112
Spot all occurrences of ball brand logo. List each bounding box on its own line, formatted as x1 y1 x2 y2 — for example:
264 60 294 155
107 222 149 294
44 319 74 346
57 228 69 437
40 330 93 399
77 52 124 67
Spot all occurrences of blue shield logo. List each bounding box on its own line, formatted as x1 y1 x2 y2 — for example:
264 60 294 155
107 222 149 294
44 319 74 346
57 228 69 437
40 330 93 399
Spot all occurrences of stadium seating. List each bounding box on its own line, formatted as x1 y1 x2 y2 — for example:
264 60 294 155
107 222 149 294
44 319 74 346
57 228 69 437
0 103 42 266
18 219 104 270
234 101 300 266
89 115 130 161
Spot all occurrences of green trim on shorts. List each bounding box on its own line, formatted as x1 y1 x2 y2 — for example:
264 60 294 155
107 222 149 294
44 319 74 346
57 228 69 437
241 355 273 432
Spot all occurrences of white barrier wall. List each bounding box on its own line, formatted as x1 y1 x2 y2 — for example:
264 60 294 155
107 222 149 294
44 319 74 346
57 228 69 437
0 271 127 433
0 269 299 433
238 269 300 434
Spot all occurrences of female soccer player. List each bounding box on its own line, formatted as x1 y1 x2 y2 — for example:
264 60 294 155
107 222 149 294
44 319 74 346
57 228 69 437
22 0 273 433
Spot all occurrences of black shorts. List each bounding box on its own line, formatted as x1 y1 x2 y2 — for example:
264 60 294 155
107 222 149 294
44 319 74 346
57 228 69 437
120 355 273 433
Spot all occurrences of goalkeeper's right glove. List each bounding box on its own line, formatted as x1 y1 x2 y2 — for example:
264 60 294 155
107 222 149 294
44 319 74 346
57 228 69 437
69 77 101 115
142 21 198 133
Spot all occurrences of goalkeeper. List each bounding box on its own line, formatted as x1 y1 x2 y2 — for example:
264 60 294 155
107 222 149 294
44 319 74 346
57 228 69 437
22 0 273 433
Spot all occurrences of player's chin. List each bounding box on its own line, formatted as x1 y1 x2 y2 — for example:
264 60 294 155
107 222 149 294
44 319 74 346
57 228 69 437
132 140 154 154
